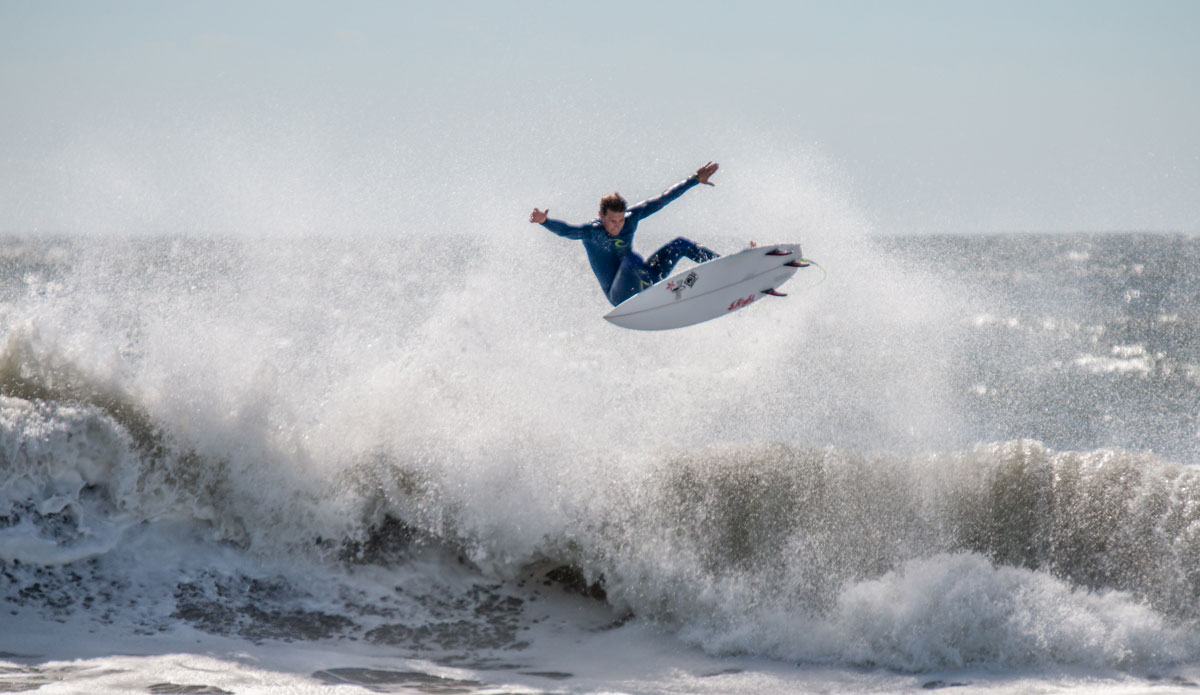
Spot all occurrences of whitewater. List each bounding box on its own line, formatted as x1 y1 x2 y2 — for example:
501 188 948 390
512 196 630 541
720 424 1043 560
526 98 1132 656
2 215 1200 692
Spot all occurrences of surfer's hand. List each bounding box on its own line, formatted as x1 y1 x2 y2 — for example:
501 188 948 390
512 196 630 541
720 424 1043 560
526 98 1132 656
530 208 548 224
695 161 719 186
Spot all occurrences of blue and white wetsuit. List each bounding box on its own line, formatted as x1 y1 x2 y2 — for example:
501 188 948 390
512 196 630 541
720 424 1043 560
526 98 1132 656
539 175 718 306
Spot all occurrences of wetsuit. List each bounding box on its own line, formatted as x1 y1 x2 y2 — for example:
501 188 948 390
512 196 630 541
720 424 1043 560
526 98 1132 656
539 175 718 306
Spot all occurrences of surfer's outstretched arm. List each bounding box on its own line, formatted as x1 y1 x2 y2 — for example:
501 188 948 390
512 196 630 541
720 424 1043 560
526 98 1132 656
530 208 593 241
627 161 719 221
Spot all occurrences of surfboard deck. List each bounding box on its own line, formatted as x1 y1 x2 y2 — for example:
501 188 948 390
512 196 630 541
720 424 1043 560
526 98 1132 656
603 243 808 331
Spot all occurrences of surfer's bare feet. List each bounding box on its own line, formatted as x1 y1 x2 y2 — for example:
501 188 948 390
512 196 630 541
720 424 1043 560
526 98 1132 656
749 240 758 248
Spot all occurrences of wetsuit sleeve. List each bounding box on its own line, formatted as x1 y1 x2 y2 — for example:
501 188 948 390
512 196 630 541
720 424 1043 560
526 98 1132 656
626 175 700 221
540 219 592 240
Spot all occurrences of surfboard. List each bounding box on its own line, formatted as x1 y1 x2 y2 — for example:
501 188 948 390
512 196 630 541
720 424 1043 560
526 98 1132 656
603 243 809 331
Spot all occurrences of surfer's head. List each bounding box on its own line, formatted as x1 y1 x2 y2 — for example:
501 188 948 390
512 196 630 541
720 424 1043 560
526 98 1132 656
599 193 627 236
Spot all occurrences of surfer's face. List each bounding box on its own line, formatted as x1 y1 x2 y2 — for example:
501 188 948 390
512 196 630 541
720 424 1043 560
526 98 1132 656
601 210 626 236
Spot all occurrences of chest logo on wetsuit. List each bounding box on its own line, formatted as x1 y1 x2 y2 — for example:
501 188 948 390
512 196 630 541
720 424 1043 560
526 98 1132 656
666 271 698 300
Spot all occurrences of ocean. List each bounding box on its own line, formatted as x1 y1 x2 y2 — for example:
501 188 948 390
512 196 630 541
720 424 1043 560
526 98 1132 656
1 230 1198 694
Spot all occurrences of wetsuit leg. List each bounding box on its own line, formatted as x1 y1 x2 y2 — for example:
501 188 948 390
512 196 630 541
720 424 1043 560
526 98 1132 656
645 237 718 283
607 252 654 306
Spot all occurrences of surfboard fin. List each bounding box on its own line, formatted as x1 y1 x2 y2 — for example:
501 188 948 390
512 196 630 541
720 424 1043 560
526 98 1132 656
785 260 811 267
763 289 788 297
766 249 792 256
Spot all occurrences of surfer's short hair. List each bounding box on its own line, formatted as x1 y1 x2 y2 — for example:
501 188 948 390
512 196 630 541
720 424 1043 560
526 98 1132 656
599 193 627 217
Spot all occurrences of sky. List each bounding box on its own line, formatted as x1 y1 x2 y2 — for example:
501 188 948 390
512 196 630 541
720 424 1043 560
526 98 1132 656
2 0 1198 235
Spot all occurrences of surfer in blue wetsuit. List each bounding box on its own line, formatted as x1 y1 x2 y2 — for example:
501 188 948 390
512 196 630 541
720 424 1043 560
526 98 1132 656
530 162 721 306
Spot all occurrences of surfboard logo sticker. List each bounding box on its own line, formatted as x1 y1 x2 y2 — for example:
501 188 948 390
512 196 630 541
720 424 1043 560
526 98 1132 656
667 271 698 300
727 294 756 311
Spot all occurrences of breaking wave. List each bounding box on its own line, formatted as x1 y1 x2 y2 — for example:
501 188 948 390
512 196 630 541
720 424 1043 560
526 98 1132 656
3 233 1199 673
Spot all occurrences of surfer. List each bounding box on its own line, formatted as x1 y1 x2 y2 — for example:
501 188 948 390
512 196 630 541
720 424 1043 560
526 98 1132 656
530 162 721 306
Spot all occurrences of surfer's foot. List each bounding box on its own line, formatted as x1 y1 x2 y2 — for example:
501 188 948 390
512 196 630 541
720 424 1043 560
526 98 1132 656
749 240 758 248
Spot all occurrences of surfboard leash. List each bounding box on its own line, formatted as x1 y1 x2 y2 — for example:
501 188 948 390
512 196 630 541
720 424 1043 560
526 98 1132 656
794 258 827 293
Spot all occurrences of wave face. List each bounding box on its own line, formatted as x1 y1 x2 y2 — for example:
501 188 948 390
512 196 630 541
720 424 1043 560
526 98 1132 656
2 233 1199 674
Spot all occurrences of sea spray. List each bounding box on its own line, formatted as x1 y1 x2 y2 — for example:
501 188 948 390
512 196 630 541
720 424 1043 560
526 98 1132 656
2 234 1199 676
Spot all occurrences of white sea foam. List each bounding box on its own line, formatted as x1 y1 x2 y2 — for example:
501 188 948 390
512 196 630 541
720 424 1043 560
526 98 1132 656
1074 345 1155 375
3 229 1200 691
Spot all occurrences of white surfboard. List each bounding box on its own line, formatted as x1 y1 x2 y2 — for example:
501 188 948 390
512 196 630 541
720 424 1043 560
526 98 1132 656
604 243 809 331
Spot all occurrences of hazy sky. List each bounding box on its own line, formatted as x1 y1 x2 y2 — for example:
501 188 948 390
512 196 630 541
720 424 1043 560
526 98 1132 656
2 0 1198 235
